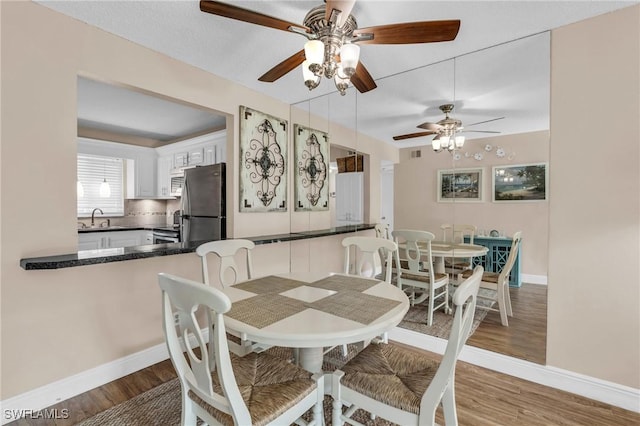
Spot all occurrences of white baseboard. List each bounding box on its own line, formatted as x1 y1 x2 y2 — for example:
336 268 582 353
389 328 640 413
0 330 209 425
521 274 547 285
0 343 170 424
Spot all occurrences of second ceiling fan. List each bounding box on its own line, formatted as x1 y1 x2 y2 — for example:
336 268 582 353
393 104 504 149
200 0 461 94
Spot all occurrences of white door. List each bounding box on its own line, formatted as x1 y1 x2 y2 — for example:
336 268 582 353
380 164 394 232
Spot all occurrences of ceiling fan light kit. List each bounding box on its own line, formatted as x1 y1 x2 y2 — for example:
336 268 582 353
393 102 505 151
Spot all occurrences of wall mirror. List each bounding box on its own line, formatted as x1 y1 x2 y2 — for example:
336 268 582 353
292 31 550 366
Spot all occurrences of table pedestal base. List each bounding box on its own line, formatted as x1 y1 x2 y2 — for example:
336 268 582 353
298 347 325 374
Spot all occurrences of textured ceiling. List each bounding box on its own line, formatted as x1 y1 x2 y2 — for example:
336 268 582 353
41 0 638 148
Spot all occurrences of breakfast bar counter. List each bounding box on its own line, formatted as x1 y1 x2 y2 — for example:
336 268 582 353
20 224 375 270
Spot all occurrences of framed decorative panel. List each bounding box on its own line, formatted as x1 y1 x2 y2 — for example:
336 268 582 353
294 124 329 211
492 163 548 202
437 168 484 202
239 106 287 212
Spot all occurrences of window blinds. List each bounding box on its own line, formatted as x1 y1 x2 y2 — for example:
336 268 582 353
77 154 124 217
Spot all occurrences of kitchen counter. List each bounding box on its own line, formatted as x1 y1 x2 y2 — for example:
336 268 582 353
21 224 375 270
77 225 178 233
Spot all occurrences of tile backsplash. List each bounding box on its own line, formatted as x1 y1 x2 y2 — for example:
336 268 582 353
77 199 182 228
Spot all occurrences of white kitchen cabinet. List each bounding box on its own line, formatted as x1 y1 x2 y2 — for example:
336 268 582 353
78 233 105 250
173 146 204 168
125 152 157 199
106 231 143 248
143 230 154 245
78 230 147 250
335 172 364 227
157 155 172 197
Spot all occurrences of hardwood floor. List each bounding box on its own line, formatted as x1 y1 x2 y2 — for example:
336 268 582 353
8 343 639 426
468 282 547 365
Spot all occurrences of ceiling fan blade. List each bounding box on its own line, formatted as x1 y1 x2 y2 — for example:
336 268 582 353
353 20 460 45
200 1 309 33
462 130 502 134
417 121 443 131
258 50 306 82
350 62 377 93
326 0 356 27
466 117 506 127
393 131 436 141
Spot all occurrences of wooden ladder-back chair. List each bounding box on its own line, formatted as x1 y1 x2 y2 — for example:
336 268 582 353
441 224 477 282
158 273 324 426
392 229 450 326
331 266 483 426
196 239 264 356
461 231 522 326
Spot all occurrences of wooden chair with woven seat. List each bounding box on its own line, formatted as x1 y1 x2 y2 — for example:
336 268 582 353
196 239 265 356
392 229 450 326
158 272 324 426
461 231 522 326
330 266 483 426
441 223 477 282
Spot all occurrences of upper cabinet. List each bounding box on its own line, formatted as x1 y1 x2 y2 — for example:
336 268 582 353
156 130 227 196
78 130 226 200
125 153 156 198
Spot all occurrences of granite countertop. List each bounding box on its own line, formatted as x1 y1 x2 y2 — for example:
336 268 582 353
21 224 375 270
77 225 179 233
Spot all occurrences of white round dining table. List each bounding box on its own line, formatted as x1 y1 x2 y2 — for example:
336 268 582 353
221 271 410 374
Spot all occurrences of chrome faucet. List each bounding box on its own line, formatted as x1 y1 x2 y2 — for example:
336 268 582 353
91 208 104 227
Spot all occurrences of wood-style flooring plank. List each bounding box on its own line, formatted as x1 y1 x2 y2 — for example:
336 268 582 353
467 283 547 365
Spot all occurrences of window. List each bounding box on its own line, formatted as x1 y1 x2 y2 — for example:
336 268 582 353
77 154 124 217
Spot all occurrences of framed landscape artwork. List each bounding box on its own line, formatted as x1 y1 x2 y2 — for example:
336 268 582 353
294 124 329 211
239 106 288 212
437 168 484 202
492 163 548 202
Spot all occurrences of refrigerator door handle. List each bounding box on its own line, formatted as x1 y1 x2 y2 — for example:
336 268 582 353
182 217 190 243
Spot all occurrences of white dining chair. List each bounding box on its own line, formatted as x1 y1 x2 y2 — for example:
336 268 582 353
374 223 393 279
342 235 398 284
196 239 255 288
441 223 477 282
461 231 522 326
196 239 264 356
158 273 324 426
392 229 450 326
340 236 399 353
331 266 483 426
374 223 391 240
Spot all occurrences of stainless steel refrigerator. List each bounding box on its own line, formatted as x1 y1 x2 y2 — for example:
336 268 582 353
180 163 226 243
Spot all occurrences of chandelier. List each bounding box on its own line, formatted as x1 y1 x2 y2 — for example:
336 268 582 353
300 6 363 95
431 57 464 152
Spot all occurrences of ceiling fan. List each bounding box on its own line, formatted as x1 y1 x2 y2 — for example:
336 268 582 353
392 104 504 149
199 0 461 94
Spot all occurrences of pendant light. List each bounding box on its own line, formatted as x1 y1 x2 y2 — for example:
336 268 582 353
99 158 111 198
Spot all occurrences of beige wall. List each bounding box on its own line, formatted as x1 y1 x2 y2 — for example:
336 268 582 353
0 2 395 399
548 6 640 387
395 131 550 277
